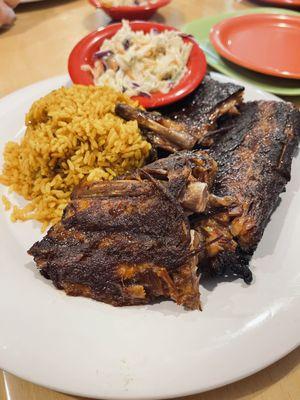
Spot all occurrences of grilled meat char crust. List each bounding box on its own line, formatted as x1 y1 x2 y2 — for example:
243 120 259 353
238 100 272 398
29 151 220 310
199 101 300 280
116 75 244 152
30 183 193 307
210 101 300 251
160 75 244 138
28 74 300 308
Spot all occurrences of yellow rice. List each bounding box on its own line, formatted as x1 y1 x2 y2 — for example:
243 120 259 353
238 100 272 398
0 85 151 230
2 195 11 211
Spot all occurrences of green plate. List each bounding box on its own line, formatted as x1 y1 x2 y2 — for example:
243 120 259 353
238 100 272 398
182 8 300 96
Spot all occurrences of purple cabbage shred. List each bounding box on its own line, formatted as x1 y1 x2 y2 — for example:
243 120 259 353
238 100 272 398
123 39 131 50
93 50 114 59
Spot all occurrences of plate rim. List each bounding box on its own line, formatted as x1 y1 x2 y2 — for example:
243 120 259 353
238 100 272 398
2 341 300 400
210 13 300 80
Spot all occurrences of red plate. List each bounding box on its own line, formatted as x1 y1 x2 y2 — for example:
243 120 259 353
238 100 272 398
254 0 300 8
210 14 300 79
68 21 207 108
89 0 172 20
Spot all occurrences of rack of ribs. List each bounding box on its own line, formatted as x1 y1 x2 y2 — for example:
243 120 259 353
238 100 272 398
28 151 233 310
197 101 300 281
116 75 244 152
118 97 300 283
27 79 300 308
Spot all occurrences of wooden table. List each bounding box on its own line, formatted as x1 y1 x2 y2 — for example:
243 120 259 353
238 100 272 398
0 0 299 398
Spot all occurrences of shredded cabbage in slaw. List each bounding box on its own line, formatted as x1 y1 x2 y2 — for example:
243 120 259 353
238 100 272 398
81 20 193 97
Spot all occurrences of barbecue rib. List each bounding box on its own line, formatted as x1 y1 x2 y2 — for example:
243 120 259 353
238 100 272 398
116 75 244 152
195 101 300 282
29 151 233 310
118 98 300 283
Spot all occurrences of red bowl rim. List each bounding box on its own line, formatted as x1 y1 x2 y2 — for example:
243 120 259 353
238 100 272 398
68 21 207 108
89 0 171 10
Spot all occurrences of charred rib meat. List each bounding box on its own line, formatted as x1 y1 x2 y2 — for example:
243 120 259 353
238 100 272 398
196 101 300 282
160 75 244 140
29 151 232 310
116 75 244 152
28 80 300 309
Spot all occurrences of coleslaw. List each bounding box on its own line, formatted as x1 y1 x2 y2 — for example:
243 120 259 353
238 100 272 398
81 20 193 97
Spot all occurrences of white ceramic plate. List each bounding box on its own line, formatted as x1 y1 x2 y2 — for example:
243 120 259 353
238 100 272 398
0 73 299 400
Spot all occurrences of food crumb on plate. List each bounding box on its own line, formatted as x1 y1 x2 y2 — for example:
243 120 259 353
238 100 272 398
2 195 12 211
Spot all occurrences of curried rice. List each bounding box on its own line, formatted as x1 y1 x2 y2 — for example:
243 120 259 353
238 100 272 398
0 85 151 230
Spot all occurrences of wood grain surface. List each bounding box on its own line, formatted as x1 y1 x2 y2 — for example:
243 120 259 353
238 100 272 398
0 0 299 398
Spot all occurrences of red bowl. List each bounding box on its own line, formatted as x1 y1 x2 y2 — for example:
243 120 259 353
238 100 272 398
89 0 172 20
68 21 207 109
